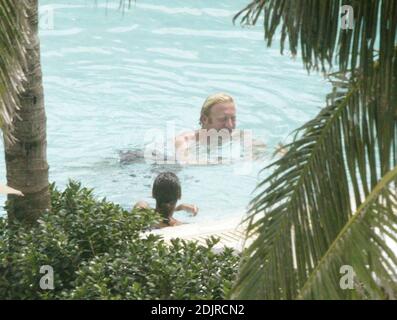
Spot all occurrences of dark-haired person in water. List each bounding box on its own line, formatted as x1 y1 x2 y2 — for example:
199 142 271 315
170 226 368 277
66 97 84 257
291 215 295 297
134 172 198 228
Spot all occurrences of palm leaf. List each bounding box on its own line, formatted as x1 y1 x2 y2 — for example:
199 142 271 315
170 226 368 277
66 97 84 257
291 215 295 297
231 0 397 300
232 64 397 299
234 0 397 119
300 165 397 299
0 0 29 143
0 1 137 142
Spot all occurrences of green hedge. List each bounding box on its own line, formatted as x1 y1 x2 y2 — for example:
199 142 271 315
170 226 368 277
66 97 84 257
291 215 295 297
0 181 239 299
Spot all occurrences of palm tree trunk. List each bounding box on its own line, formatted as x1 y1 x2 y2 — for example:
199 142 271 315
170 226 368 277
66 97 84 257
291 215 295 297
3 0 50 224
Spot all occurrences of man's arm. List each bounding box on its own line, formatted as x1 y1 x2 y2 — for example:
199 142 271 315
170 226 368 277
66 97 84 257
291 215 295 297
0 184 24 196
275 143 288 156
175 203 199 216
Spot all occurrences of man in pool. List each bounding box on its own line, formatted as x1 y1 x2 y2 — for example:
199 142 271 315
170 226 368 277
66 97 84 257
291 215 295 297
121 93 243 165
0 184 24 196
134 172 198 228
174 92 267 164
119 93 283 165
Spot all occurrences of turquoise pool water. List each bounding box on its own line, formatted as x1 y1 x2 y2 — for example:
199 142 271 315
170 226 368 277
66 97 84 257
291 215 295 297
0 0 331 222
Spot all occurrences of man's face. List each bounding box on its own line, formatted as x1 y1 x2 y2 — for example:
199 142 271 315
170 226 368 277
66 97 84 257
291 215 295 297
202 102 236 132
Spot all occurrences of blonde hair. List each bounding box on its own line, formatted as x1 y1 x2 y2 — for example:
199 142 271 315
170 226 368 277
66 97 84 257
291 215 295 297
199 93 234 126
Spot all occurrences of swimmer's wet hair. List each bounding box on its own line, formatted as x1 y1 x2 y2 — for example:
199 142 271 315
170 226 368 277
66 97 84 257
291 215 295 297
199 92 234 126
152 172 181 205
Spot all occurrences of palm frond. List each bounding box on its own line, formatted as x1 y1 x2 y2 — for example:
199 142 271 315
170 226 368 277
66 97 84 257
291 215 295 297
232 62 397 298
0 0 28 143
234 0 397 115
1 0 136 142
298 165 397 299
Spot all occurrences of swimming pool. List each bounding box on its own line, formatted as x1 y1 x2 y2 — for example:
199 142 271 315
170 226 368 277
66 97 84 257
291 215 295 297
0 0 331 222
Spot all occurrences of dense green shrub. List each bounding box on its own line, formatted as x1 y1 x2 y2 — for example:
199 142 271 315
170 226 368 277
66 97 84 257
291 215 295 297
0 181 239 299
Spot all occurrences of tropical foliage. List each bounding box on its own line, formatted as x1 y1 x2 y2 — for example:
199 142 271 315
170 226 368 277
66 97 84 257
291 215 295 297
2 0 397 300
0 181 239 299
232 0 397 299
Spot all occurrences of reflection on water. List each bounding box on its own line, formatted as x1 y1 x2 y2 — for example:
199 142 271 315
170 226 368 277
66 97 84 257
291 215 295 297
119 127 268 174
0 0 331 220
